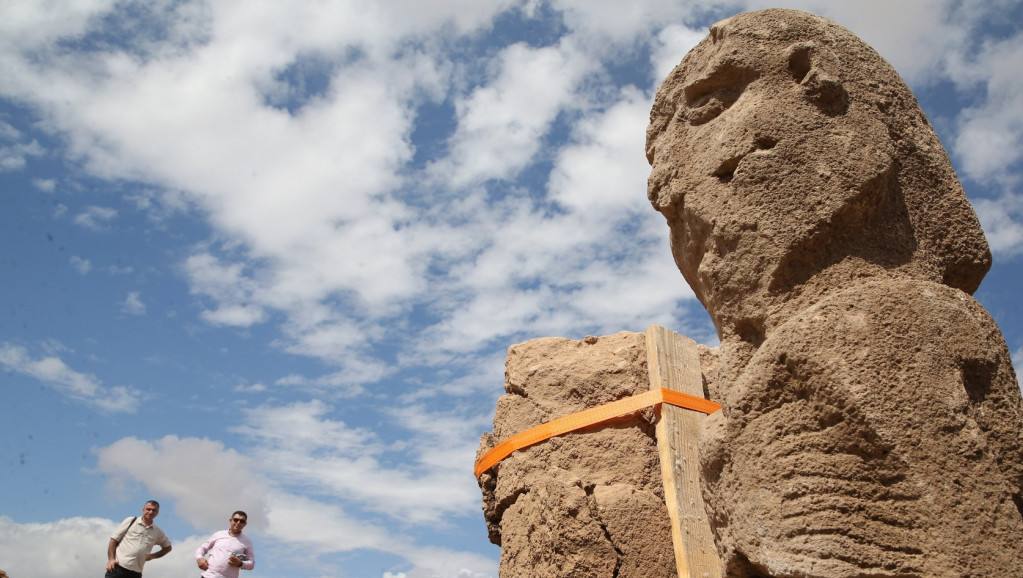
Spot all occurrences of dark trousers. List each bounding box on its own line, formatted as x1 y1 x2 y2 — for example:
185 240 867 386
105 563 142 578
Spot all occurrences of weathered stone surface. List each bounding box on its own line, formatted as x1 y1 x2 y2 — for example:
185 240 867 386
648 8 1023 577
477 332 677 578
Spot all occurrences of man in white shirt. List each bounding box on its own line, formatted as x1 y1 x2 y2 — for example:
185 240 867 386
105 500 172 578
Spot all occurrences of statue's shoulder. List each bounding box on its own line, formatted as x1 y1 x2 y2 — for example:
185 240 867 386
751 277 1005 371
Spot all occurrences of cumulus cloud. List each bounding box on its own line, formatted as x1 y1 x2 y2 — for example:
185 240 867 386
0 342 141 413
90 426 497 577
951 31 1023 189
273 370 367 397
650 23 709 83
14 0 1011 383
231 400 484 525
0 516 120 578
184 253 266 327
0 119 44 171
70 255 93 274
974 192 1023 256
94 435 272 532
73 206 118 231
0 515 210 578
434 39 593 187
122 291 146 315
34 177 57 191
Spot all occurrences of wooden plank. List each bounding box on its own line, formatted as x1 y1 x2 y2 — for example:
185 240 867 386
646 324 722 578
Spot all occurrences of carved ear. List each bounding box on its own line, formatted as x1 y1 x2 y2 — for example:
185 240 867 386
786 41 848 115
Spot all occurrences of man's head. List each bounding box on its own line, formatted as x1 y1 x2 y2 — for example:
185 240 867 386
141 500 160 523
229 511 248 535
646 9 990 339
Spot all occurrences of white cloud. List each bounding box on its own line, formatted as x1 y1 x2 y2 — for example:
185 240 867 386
548 86 651 212
89 428 497 577
553 0 709 47
0 516 120 578
407 87 698 358
34 177 57 191
273 370 368 397
650 23 708 86
0 119 20 139
0 118 45 172
0 0 718 381
261 492 394 553
73 205 118 231
952 31 1023 188
122 291 146 315
974 192 1023 256
0 515 211 578
70 255 93 274
184 252 266 327
0 342 140 413
200 303 264 326
434 39 594 187
0 0 118 51
397 546 498 578
108 264 135 275
232 400 482 525
0 137 43 171
233 382 267 393
94 435 272 532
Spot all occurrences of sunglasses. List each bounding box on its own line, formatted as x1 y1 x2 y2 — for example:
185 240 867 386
231 518 247 524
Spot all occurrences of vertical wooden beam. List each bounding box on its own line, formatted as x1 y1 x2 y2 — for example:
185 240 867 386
646 324 722 578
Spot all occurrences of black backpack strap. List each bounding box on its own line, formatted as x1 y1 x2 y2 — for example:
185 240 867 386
115 517 138 542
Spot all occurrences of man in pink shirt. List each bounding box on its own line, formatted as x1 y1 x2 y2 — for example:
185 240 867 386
194 511 255 577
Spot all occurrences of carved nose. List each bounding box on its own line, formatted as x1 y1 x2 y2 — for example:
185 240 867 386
713 136 778 183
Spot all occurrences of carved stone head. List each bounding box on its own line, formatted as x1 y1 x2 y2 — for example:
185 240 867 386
647 8 990 343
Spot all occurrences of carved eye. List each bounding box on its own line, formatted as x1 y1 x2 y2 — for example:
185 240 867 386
683 62 757 125
788 45 813 84
787 42 849 116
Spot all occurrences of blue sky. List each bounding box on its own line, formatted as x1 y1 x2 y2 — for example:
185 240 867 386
1 1 1021 577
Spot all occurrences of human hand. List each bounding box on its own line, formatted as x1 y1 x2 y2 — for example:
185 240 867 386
106 559 117 572
197 558 209 571
228 555 242 567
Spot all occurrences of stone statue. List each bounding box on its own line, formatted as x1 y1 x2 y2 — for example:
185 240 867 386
647 8 1023 577
477 333 678 578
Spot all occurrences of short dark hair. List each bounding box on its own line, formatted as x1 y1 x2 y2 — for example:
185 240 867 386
231 510 247 520
145 500 160 508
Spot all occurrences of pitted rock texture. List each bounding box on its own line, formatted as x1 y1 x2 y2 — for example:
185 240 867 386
648 8 1023 578
477 332 677 578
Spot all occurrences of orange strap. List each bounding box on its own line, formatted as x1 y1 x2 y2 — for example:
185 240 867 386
475 388 721 478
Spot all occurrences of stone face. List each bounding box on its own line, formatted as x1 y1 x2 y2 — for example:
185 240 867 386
477 332 677 578
646 9 991 344
647 8 1023 578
